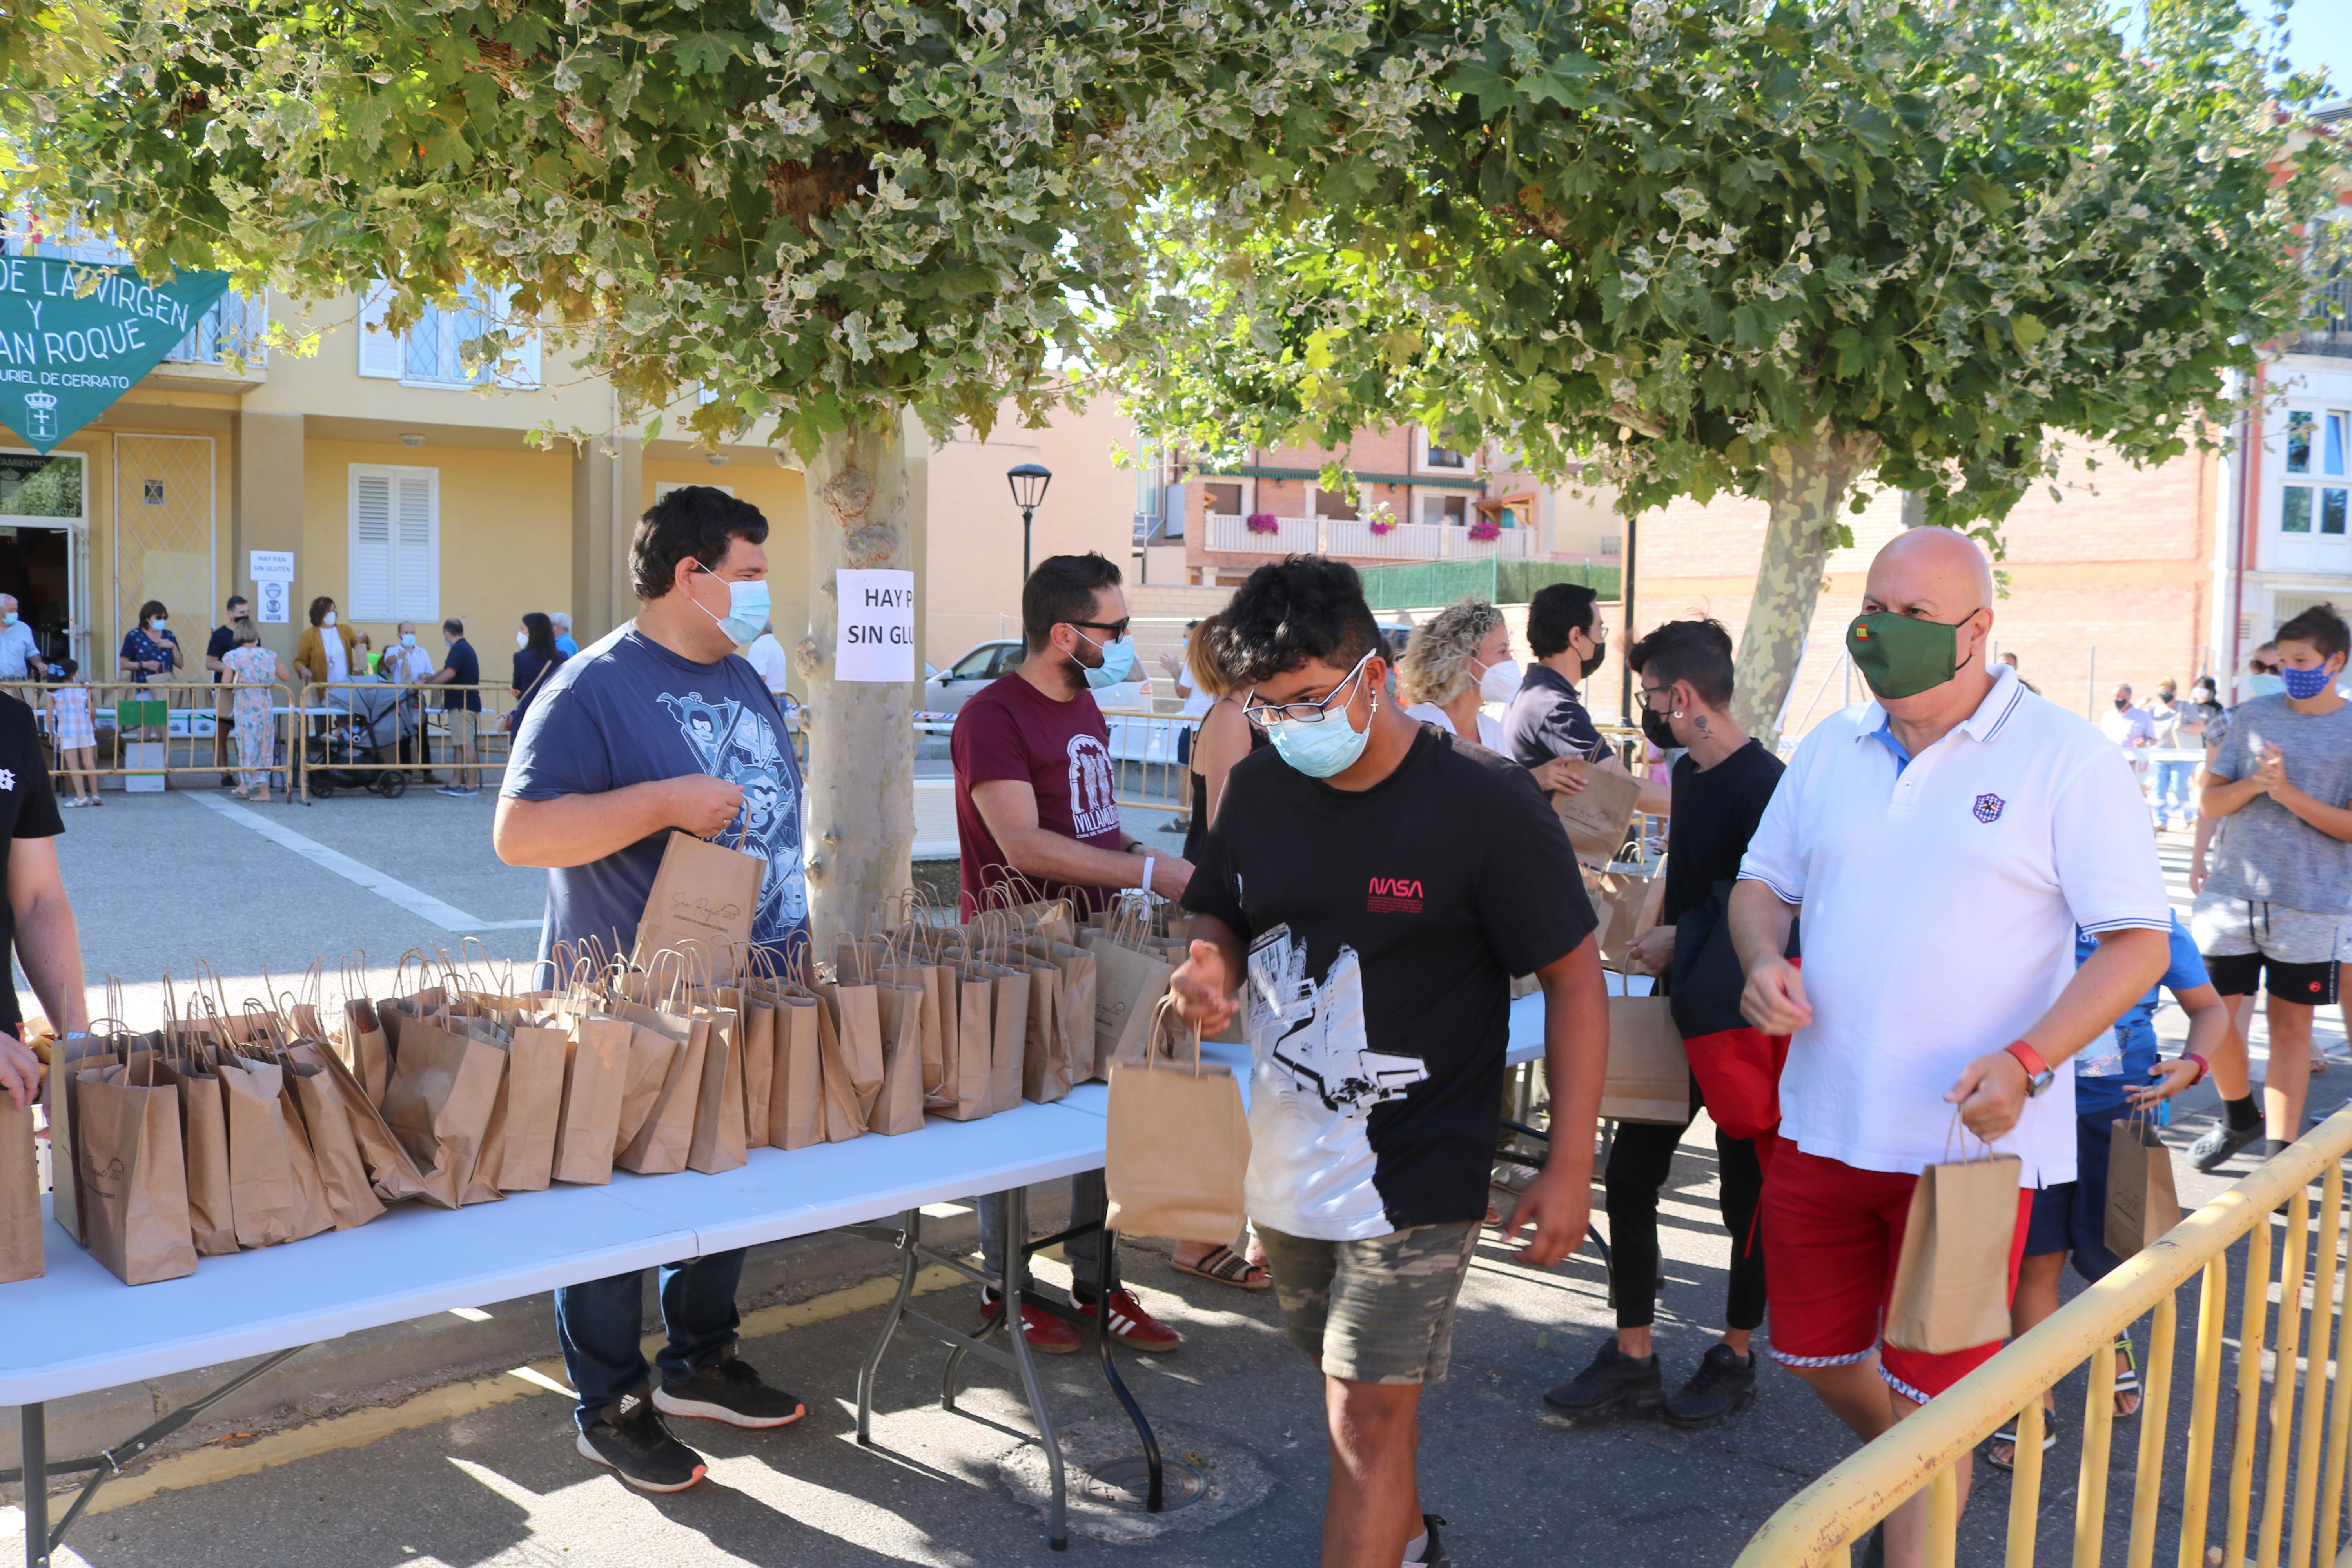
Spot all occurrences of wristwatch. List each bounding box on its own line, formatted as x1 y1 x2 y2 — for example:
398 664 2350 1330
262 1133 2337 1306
2004 1039 2055 1098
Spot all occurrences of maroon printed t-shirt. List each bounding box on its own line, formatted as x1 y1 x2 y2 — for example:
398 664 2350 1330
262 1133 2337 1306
952 671 1125 916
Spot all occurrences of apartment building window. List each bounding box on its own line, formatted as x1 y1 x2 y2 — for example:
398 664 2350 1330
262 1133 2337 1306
1420 494 1468 526
358 281 543 389
2284 410 2349 537
1418 426 1468 470
349 465 438 621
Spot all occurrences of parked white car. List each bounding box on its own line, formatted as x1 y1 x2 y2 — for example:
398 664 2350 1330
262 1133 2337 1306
920 638 1150 717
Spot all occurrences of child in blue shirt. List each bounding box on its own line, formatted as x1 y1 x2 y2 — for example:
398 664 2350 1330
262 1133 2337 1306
1989 912 2233 1470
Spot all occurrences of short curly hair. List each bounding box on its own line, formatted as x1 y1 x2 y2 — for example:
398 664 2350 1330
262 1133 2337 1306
1210 557 1381 686
1397 598 1504 708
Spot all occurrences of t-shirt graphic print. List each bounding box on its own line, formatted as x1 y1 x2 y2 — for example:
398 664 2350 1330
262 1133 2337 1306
1250 925 1428 1111
1065 731 1120 841
659 689 808 938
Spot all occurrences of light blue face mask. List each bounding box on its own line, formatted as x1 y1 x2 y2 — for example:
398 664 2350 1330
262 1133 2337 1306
1259 649 1379 779
2251 673 2289 698
1072 628 1137 690
400 632 417 648
2 613 16 627
692 566 770 645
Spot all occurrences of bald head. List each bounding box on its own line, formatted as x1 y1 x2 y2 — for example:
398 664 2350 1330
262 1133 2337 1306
1866 527 1994 618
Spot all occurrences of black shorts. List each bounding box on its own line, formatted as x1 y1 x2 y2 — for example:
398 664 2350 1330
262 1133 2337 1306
2202 950 2339 1005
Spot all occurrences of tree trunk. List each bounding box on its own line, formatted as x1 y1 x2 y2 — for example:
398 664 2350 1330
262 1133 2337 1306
1729 433 1877 748
795 422 915 954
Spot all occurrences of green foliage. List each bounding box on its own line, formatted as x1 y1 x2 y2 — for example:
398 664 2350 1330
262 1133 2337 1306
1120 0 2338 531
0 0 1380 453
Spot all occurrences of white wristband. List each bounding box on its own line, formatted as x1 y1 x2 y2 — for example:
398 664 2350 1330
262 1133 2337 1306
1139 857 1155 895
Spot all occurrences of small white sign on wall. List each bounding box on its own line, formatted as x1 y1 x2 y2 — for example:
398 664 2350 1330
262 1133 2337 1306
256 579 291 624
833 569 916 682
249 550 295 582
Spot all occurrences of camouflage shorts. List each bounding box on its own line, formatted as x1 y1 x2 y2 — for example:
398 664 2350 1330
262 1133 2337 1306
1256 1220 1481 1386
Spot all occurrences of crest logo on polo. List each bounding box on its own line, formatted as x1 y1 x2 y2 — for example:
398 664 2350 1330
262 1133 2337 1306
658 690 807 937
1973 792 2005 823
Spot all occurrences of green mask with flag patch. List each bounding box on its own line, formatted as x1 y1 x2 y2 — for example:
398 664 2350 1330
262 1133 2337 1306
1846 610 1977 701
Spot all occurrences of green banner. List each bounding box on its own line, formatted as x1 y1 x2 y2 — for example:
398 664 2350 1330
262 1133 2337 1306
0 256 231 452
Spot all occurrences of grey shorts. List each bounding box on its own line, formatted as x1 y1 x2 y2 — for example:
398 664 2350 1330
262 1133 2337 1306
1256 1220 1480 1386
2190 890 2342 967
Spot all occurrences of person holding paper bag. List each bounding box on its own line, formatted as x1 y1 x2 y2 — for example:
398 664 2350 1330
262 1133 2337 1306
494 485 810 1494
1729 527 2171 1568
1503 582 1671 817
0 683 90 1100
1170 557 1610 1568
954 552 1195 1355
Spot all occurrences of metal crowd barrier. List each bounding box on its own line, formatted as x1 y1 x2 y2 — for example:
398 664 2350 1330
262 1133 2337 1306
1733 1107 2352 1568
295 681 516 804
0 679 303 800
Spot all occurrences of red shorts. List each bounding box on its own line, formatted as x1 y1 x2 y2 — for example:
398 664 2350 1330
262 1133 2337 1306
1761 1143 2033 1402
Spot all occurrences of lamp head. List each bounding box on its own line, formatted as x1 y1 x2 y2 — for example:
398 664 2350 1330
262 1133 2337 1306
1006 462 1052 512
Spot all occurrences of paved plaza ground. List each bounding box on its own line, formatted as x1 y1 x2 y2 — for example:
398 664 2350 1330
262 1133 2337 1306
3 787 2340 1566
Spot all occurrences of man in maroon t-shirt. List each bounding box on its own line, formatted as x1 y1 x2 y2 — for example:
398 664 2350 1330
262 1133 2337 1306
954 552 1192 1355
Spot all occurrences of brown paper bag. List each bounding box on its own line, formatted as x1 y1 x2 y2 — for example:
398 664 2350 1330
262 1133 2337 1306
635 831 767 972
380 1021 507 1210
1600 997 1690 1124
1036 944 1099 1087
1020 957 1072 1104
930 974 994 1122
814 987 867 1142
43 1033 116 1245
2105 1115 2182 1261
882 964 947 1109
154 1058 236 1256
74 1062 198 1284
1552 759 1644 861
497 1025 570 1192
1884 1151 2023 1354
459 1045 513 1206
772 994 826 1149
610 1018 681 1153
343 998 392 1107
0 1095 40 1282
820 978 887 1128
870 984 928 1136
217 1058 300 1247
274 1074 345 1237
1085 935 1173 1080
288 1042 428 1204
1105 1002 1251 1241
987 968 1031 1114
551 1016 630 1185
739 998 777 1149
686 1008 749 1174
284 1057 387 1230
616 1015 707 1176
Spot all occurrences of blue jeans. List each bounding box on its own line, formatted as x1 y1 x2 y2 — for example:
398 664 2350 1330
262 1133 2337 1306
555 1249 746 1428
978 1173 1105 1298
2152 759 2194 822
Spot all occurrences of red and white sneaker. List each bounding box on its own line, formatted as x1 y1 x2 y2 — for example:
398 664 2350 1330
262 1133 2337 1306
979 1291 1083 1355
1077 1288 1183 1352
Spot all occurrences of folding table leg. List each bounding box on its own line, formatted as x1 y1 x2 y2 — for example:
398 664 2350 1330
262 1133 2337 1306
855 1209 923 1446
1091 1232 1164 1512
997 1187 1068 1550
20 1404 45 1568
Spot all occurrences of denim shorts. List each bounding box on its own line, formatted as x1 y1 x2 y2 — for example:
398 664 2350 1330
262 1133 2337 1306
1256 1221 1480 1386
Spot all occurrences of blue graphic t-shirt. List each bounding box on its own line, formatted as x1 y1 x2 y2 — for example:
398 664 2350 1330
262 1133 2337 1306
504 623 808 974
2071 912 2209 1120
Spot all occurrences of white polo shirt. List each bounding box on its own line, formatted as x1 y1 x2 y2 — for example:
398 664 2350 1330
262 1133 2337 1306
1738 665 2171 1187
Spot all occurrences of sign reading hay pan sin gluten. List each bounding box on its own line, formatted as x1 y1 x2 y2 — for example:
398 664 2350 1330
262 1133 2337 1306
0 256 232 453
833 569 917 682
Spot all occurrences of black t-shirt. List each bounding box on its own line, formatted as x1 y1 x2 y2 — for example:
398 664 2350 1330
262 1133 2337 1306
442 639 481 711
206 623 238 683
1660 739 1784 926
0 696 63 1033
1183 725 1595 1238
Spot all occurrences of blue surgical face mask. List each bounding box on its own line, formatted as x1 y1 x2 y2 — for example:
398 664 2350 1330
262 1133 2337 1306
400 632 416 648
1071 628 1137 690
2281 662 2337 701
1260 651 1379 779
2 612 16 627
692 566 770 645
2251 673 2289 698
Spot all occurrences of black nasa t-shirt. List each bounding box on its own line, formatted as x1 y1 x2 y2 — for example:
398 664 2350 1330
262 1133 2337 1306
1183 723 1595 1238
1660 739 1785 927
0 695 63 1033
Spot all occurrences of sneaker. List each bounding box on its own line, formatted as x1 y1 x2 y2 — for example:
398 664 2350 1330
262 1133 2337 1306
1541 1336 1664 1419
1076 1287 1183 1352
2190 1118 2266 1173
653 1351 806 1429
1661 1343 1758 1430
576 1390 706 1492
980 1290 1082 1355
434 785 480 797
1416 1513 1453 1567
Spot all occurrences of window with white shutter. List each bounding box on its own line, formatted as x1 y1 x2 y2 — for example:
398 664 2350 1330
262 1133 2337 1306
348 464 437 621
357 283 403 379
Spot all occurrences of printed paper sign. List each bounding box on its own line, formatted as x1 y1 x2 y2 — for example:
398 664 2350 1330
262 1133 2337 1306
833 568 915 682
256 579 290 624
248 550 294 582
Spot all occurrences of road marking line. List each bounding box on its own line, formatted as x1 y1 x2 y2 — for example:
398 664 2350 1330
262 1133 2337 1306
71 1263 968 1516
187 793 540 932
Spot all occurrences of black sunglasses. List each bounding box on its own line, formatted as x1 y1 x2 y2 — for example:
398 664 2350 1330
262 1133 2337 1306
1063 618 1131 641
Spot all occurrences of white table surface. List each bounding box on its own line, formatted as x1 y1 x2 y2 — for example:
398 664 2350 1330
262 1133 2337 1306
0 1096 1111 1407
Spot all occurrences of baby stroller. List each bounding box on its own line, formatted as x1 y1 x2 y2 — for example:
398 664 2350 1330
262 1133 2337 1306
305 679 417 798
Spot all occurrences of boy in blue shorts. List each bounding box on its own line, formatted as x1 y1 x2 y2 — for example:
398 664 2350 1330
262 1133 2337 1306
1987 910 2232 1469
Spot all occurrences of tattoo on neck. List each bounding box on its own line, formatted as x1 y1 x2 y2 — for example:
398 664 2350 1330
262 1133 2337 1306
1693 715 1710 735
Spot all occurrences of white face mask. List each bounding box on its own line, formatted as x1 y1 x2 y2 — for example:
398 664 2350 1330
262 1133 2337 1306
322 611 337 628
1474 655 1522 706
517 630 530 649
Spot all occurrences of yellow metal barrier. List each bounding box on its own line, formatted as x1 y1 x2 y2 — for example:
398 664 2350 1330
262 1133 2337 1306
1732 1108 2352 1567
1 679 302 798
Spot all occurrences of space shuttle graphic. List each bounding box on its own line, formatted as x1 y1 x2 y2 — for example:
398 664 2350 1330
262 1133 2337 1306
1249 927 1426 1113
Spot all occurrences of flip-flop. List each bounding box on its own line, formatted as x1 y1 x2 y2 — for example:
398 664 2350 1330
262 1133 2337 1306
2112 1335 2141 1416
1171 1244 1271 1291
1985 1409 2059 1472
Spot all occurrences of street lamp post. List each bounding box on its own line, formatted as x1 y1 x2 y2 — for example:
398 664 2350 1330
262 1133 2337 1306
1007 462 1052 583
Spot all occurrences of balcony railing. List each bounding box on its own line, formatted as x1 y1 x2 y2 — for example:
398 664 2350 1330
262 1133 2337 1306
1207 513 1538 559
2301 276 2352 359
166 292 269 366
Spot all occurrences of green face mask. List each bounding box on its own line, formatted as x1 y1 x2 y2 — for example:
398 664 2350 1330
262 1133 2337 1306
1846 609 1979 701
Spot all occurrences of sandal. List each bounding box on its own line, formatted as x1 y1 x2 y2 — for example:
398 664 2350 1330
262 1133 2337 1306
1171 1244 1271 1291
1985 1407 2059 1472
2112 1334 2141 1417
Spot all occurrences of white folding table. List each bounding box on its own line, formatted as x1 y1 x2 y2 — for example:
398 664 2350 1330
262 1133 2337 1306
2 1097 1149 1565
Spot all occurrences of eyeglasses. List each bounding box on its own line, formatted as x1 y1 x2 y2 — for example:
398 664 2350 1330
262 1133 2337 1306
1637 684 1673 712
1242 646 1379 726
1063 618 1130 642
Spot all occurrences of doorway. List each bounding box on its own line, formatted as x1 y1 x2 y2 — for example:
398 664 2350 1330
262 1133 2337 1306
0 524 73 670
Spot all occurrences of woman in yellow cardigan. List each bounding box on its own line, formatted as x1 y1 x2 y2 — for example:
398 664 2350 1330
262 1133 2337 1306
291 595 367 689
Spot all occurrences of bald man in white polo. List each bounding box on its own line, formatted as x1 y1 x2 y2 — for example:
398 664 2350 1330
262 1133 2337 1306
1729 528 2169 1567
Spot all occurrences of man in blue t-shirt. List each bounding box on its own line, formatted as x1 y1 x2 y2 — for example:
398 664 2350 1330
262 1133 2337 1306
495 485 811 1494
423 618 484 795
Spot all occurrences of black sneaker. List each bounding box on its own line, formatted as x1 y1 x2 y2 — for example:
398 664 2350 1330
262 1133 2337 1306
576 1390 706 1492
653 1351 806 1429
1418 1513 1453 1567
1541 1337 1664 1420
2190 1118 2265 1173
1662 1342 1758 1430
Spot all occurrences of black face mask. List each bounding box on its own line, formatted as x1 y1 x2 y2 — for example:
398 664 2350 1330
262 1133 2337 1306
1639 706 1676 751
1579 631 1606 681
2113 696 2130 710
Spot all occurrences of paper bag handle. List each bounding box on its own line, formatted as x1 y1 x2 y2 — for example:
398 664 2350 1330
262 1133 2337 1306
1147 994 1207 1078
